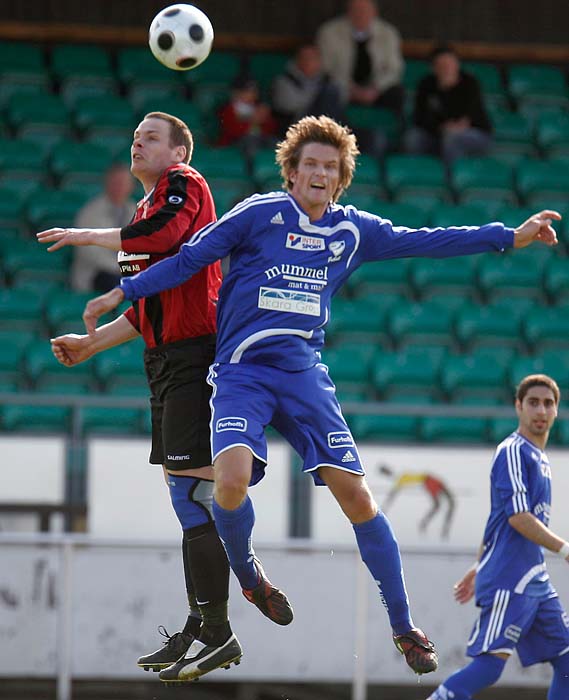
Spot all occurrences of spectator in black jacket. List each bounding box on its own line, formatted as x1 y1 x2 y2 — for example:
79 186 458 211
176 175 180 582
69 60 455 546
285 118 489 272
404 45 492 164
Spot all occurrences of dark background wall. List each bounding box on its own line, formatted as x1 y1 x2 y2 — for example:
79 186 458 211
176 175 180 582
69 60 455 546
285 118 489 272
1 0 569 45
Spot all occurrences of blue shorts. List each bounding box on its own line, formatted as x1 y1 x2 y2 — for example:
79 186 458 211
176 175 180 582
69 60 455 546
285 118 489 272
467 589 569 666
207 362 365 486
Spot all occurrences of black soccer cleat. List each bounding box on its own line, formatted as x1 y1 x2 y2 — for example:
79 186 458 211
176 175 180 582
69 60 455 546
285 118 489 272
137 626 193 672
159 633 243 684
242 557 293 626
393 627 438 675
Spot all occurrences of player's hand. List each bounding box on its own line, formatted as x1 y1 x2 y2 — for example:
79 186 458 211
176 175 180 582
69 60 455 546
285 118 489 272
83 287 125 336
513 210 561 248
36 228 92 252
453 566 476 604
51 334 95 366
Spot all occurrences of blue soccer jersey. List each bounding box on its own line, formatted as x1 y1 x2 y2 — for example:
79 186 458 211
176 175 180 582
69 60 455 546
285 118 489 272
120 191 513 370
475 432 556 604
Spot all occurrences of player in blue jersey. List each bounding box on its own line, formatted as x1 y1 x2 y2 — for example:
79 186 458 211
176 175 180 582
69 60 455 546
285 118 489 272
426 374 569 700
80 115 559 675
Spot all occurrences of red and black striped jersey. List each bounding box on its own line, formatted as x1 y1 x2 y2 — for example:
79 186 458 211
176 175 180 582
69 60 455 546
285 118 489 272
119 163 221 348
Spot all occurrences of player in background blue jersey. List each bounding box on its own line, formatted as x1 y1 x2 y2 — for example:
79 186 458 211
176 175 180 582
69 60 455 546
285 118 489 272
427 374 569 700
80 115 559 675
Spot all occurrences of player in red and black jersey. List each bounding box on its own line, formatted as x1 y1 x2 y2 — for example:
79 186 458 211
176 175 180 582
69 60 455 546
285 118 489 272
37 112 242 682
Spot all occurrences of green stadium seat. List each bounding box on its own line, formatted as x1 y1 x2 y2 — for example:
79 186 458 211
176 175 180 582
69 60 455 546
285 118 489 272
127 81 184 111
453 301 524 352
44 291 94 334
0 379 19 393
345 258 411 296
459 196 512 220
508 65 569 107
492 111 535 159
106 376 150 396
402 60 429 92
420 416 488 443
386 300 455 348
556 420 569 446
451 157 515 203
346 106 400 147
74 95 135 134
192 146 249 182
136 97 208 137
477 253 546 302
117 46 181 85
81 406 143 435
430 203 489 228
372 346 445 399
509 350 569 392
248 52 290 95
462 61 504 96
0 41 48 83
0 138 47 177
0 329 34 383
0 80 47 111
440 351 511 401
0 288 44 331
24 340 95 388
1 405 70 433
544 258 569 302
350 414 419 442
487 416 519 443
372 202 430 229
350 153 383 188
516 159 569 205
50 44 114 82
398 194 444 218
95 340 145 386
523 306 569 352
185 52 243 88
251 148 280 188
211 180 250 216
50 141 113 184
535 112 569 158
409 256 479 300
384 155 447 199
7 92 70 132
321 342 375 386
26 189 86 230
0 188 24 228
60 80 117 110
326 297 387 344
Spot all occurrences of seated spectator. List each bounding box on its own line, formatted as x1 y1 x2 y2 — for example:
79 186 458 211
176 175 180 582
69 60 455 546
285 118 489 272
217 77 278 157
71 162 136 292
316 0 404 115
404 44 493 164
272 44 344 133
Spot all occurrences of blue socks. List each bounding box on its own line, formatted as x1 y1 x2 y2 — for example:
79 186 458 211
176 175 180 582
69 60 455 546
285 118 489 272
212 495 258 589
549 651 569 700
353 511 413 635
431 654 506 699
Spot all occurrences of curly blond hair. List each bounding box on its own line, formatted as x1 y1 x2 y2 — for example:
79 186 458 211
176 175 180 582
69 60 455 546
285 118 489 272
275 115 359 203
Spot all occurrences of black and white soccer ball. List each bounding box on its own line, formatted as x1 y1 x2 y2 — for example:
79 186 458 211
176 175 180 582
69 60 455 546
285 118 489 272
148 4 214 71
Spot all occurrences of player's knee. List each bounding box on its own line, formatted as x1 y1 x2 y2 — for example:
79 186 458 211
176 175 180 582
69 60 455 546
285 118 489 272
168 474 213 529
213 469 249 506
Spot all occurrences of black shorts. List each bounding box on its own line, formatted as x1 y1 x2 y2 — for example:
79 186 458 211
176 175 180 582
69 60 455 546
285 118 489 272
144 335 216 470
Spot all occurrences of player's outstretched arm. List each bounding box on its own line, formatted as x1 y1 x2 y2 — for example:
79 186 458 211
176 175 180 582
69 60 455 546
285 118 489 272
83 287 125 335
513 210 561 248
52 315 139 365
36 227 122 252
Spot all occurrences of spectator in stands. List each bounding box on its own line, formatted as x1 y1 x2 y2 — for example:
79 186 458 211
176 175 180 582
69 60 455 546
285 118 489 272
272 43 344 134
404 44 493 164
316 0 404 115
217 76 278 157
71 163 136 293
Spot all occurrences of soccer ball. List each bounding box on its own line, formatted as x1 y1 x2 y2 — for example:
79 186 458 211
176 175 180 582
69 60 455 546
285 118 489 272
148 4 214 71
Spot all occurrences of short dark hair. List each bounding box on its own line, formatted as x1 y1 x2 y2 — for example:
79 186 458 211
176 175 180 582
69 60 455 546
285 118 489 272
144 111 193 163
516 374 560 405
429 44 457 62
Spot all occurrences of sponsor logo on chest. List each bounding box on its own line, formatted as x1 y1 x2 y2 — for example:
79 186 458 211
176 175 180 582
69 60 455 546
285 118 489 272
285 232 326 251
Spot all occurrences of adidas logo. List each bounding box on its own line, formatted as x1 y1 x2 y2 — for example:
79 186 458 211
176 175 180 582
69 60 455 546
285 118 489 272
341 450 356 463
271 211 284 224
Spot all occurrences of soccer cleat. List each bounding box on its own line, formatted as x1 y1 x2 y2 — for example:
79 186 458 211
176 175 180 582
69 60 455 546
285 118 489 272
137 626 193 672
242 557 293 626
393 627 438 675
158 633 243 684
